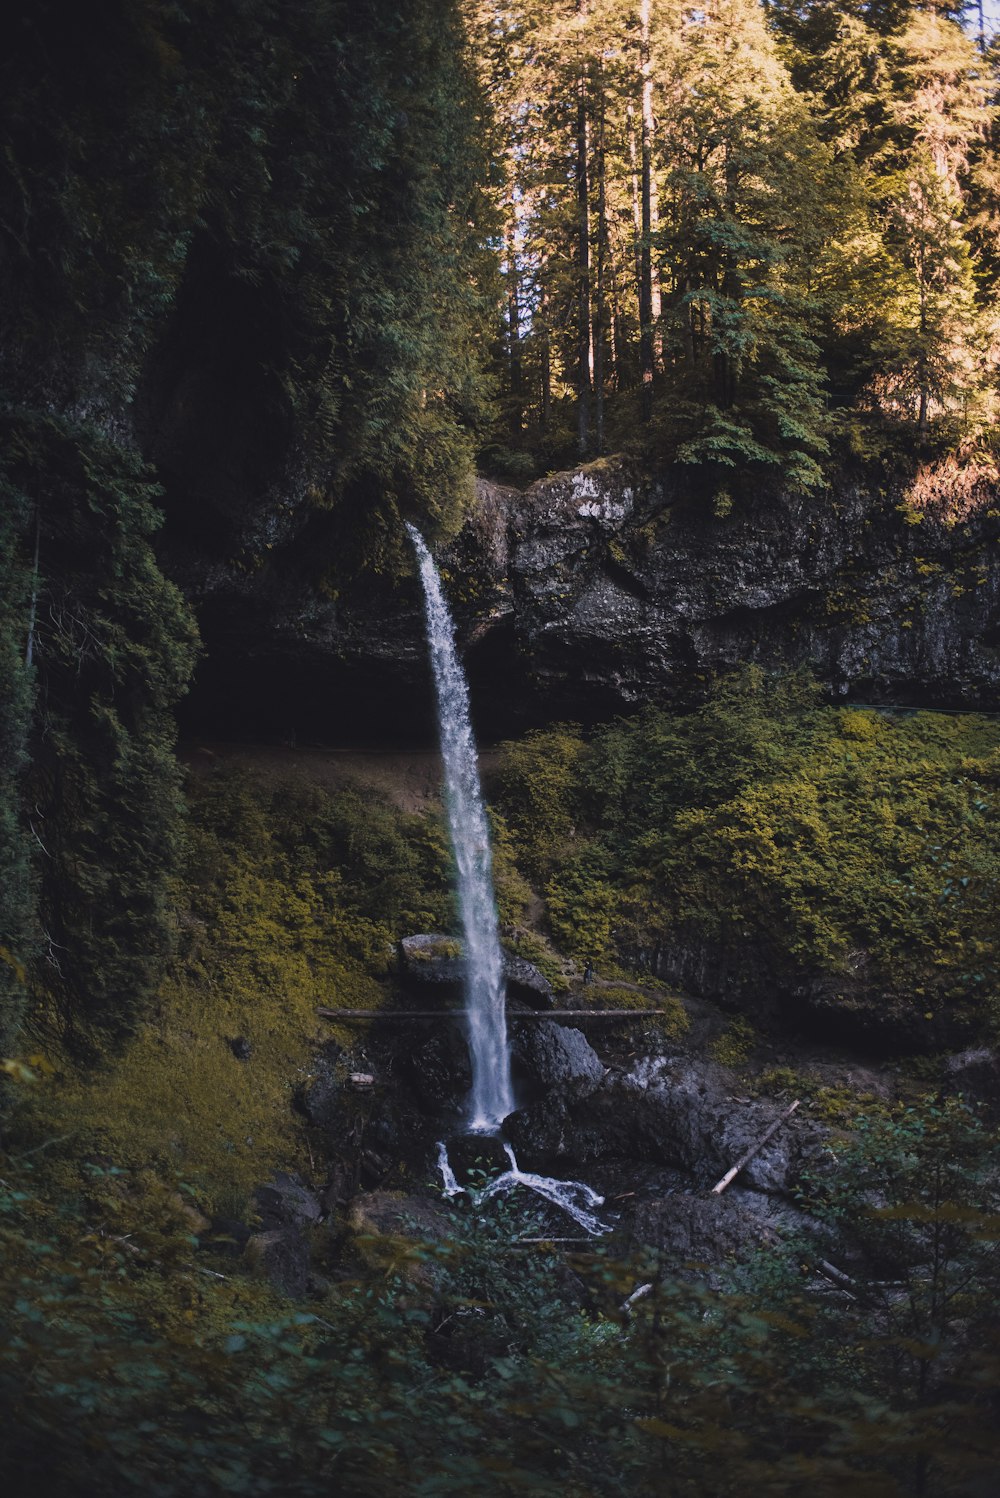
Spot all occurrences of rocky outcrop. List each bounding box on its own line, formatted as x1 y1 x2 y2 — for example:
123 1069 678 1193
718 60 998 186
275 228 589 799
398 934 554 1009
621 1188 825 1271
175 455 1000 736
506 1055 825 1197
509 1018 605 1096
477 458 1000 716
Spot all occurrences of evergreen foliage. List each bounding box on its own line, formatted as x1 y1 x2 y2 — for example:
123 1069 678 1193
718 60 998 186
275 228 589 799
0 0 492 1050
0 414 198 1047
475 0 1000 479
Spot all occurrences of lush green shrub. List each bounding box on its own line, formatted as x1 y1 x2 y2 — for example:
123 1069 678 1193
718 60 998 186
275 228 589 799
495 670 1000 1037
3 1092 997 1497
491 724 587 881
0 414 198 1049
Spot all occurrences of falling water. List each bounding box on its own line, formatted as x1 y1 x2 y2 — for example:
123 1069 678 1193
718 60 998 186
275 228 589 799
407 525 514 1132
437 1141 607 1236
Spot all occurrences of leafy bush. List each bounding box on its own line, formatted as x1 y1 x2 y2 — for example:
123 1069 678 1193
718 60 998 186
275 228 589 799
497 669 1000 1038
491 725 586 881
3 1094 998 1497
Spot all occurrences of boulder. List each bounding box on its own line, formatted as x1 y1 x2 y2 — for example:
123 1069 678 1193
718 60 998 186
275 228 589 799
398 934 554 1008
294 1054 340 1130
203 1216 253 1257
621 1059 807 1192
505 1057 825 1197
347 1191 457 1290
504 955 555 1009
349 1190 456 1244
623 1189 823 1271
504 1095 573 1172
511 1018 604 1096
943 1046 1000 1116
245 1226 311 1299
399 934 466 986
254 1171 323 1230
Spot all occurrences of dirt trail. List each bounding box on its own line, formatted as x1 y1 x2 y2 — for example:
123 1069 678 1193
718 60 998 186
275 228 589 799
180 741 502 814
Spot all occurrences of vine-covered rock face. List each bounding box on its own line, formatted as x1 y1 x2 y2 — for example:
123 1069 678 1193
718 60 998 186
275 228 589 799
178 458 1000 740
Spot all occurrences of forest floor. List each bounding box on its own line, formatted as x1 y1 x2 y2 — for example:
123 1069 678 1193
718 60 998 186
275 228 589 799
179 740 502 814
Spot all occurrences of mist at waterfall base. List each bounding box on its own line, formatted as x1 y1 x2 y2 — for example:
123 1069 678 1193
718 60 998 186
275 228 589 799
407 525 608 1236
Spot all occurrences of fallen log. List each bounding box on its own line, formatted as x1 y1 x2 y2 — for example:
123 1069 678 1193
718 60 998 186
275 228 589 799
709 1099 801 1195
316 1006 682 1021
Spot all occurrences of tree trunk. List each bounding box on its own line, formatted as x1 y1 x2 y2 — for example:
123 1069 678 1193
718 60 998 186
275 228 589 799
594 76 608 453
540 252 552 432
639 0 654 422
506 210 524 436
576 61 592 458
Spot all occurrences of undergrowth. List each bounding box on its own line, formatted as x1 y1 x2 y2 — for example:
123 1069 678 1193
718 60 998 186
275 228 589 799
13 761 455 1200
491 669 1000 1043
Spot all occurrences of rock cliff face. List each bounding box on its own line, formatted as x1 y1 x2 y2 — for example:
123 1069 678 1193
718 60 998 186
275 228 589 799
176 457 1000 739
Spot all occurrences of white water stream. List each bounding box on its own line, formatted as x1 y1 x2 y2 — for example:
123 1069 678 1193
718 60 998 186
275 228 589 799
409 526 607 1235
435 1142 606 1237
408 524 514 1132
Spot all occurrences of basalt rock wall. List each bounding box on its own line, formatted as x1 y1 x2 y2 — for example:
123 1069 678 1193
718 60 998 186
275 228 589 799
177 457 1000 739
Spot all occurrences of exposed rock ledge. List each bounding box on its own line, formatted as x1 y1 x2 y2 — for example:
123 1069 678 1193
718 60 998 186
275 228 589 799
179 456 1000 736
398 933 554 1009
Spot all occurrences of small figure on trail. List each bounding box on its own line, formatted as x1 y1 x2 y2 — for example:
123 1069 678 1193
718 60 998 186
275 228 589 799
583 960 594 986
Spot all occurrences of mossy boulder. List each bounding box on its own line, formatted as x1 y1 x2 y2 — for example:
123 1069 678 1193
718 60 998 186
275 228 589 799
399 933 555 1009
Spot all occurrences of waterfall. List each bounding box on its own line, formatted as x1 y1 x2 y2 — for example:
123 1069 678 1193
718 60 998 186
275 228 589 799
407 525 514 1132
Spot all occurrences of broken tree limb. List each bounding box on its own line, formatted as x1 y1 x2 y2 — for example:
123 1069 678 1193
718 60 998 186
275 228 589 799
316 1007 682 1021
709 1099 801 1196
516 1237 597 1245
815 1259 857 1300
621 1282 654 1314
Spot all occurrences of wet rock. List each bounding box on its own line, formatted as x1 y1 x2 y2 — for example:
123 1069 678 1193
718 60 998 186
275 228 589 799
624 1059 824 1192
442 1133 511 1186
511 1019 605 1096
506 1057 825 1197
245 1226 311 1299
403 1020 472 1112
294 1057 339 1129
254 1171 322 1230
504 1096 573 1172
504 955 554 1009
623 1189 823 1271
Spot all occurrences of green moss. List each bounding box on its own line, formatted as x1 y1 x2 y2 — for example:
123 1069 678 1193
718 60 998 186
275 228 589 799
709 1016 758 1068
27 758 455 1203
590 984 690 1040
488 669 1000 1040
